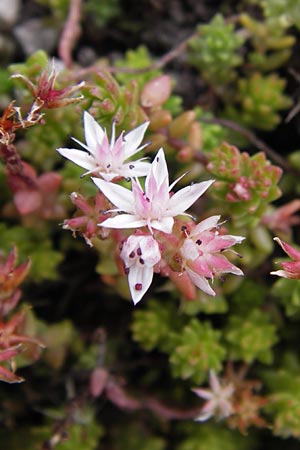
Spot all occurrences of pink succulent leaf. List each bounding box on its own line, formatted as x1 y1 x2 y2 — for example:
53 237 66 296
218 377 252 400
120 235 161 304
57 112 150 180
96 148 214 234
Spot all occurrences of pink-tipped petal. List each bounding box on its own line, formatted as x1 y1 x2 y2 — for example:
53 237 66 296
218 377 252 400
185 267 216 296
274 237 300 260
191 215 221 236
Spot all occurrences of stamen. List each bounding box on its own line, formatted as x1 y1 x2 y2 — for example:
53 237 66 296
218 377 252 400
129 164 135 169
135 283 143 291
129 251 135 258
181 225 189 237
139 258 145 265
137 248 142 256
125 267 130 274
196 239 202 245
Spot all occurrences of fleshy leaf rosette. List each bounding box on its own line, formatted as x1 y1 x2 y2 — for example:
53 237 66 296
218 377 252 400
170 319 226 384
207 142 282 227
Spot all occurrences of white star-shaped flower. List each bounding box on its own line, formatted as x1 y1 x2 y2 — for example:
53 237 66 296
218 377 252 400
94 148 214 234
57 112 150 181
193 371 234 421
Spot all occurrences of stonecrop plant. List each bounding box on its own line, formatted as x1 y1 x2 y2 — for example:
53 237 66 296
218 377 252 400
2 1 300 449
58 116 244 304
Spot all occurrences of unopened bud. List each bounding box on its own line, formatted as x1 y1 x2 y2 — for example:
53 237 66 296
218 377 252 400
177 146 194 162
187 122 202 150
101 99 115 113
141 75 171 108
70 192 93 215
149 109 172 131
97 70 120 97
168 111 196 139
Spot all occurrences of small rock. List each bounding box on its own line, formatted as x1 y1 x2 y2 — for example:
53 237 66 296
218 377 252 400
13 18 59 56
0 0 20 29
76 46 97 67
0 33 16 61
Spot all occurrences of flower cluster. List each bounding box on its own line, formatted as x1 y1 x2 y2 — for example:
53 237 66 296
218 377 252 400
58 113 244 304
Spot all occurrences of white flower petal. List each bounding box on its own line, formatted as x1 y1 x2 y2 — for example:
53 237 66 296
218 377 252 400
138 236 161 265
98 171 121 182
123 121 149 158
150 217 174 234
153 147 169 187
92 178 135 213
191 215 221 236
100 215 147 229
169 171 188 192
186 267 216 296
128 265 154 305
146 148 169 194
194 411 213 422
270 270 289 278
119 160 151 178
192 388 214 401
71 136 92 153
167 180 214 217
83 111 105 151
57 148 95 171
